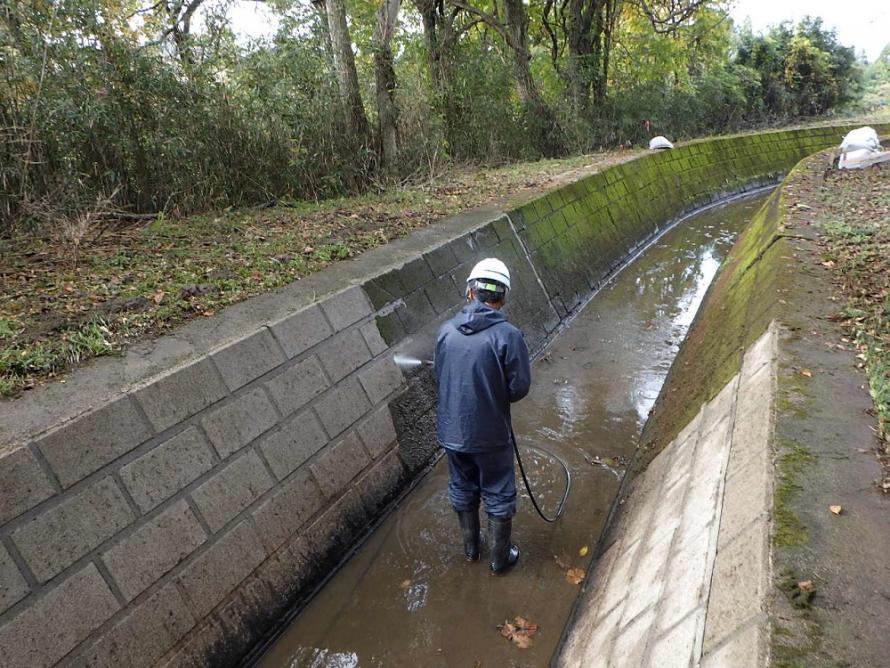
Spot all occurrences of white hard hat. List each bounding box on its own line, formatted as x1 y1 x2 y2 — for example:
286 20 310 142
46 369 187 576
467 257 511 291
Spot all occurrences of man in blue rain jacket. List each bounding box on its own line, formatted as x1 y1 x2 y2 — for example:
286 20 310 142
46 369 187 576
434 258 531 573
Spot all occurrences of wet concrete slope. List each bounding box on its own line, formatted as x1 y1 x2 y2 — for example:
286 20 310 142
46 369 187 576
254 191 771 667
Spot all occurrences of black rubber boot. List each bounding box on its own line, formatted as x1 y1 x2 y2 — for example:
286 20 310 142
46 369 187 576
488 515 520 573
457 510 480 562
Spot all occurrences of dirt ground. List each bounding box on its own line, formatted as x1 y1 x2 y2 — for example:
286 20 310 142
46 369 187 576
768 156 890 666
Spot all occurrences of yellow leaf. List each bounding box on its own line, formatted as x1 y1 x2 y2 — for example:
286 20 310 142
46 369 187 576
829 505 843 515
579 545 589 557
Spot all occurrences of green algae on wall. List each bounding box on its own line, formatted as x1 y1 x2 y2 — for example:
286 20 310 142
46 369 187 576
506 123 890 325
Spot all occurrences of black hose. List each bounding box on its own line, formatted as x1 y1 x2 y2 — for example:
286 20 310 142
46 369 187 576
511 427 572 523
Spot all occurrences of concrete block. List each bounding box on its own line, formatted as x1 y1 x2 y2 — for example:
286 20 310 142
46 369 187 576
135 359 229 432
310 433 371 499
301 489 369 568
175 519 267 619
657 527 710 632
473 225 500 249
424 244 459 277
0 563 119 668
0 446 56 525
599 539 640 615
610 606 655 668
448 234 477 263
35 396 153 488
647 609 698 666
317 328 372 382
729 363 773 474
120 426 215 513
190 449 273 532
253 535 316 614
264 356 329 417
257 410 328 480
719 447 770 545
356 406 397 458
102 499 207 601
398 257 435 292
314 379 372 438
399 290 436 334
620 531 671 625
211 328 285 391
252 468 325 553
559 595 620 668
359 321 388 357
0 542 28 615
703 520 769 652
12 476 135 583
425 275 462 314
320 286 372 332
75 582 195 668
701 617 765 668
156 609 227 667
374 309 407 347
356 450 407 517
270 304 332 358
201 387 279 459
358 357 404 405
366 269 406 309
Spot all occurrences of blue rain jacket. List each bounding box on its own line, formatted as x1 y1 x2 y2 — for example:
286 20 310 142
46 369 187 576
434 300 531 452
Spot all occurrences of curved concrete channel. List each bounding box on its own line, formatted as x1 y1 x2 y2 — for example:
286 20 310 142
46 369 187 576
247 190 773 667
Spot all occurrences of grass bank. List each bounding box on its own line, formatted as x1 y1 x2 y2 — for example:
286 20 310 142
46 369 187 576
1 151 640 397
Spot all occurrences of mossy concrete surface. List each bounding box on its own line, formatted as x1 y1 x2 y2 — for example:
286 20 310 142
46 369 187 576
640 147 890 666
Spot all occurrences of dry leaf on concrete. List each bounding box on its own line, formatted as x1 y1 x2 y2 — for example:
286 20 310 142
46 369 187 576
566 568 585 585
829 505 843 515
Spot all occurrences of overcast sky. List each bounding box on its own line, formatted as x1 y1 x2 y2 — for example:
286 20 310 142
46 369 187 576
729 0 889 61
225 0 890 62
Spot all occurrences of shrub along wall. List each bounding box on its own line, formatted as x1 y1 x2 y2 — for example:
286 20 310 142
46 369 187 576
0 122 885 668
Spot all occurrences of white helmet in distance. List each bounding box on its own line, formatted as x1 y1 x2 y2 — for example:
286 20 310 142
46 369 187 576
467 257 511 292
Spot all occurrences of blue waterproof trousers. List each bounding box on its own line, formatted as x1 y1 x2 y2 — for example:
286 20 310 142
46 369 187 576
445 447 517 519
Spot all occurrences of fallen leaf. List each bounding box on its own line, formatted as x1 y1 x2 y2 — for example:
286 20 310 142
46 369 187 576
798 580 815 591
399 579 412 589
151 290 165 304
579 545 589 557
800 368 813 377
498 616 539 649
566 568 585 585
829 505 843 515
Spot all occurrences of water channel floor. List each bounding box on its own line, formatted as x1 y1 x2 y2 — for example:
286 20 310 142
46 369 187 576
255 191 771 668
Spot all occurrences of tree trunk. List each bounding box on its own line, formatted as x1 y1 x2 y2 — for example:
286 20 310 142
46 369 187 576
414 0 461 153
323 0 371 145
502 0 562 156
374 0 401 177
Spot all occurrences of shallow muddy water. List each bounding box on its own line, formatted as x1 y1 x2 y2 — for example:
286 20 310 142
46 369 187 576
254 191 771 668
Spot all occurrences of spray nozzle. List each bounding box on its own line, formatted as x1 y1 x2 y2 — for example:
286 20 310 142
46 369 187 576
392 354 433 371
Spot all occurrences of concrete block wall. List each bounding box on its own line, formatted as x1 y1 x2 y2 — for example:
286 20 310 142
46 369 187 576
1 123 885 668
508 123 890 317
